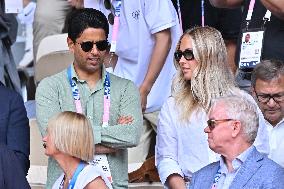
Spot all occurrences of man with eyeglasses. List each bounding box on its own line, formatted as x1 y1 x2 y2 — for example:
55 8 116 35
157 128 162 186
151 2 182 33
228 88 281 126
36 9 143 189
251 59 284 167
189 96 284 189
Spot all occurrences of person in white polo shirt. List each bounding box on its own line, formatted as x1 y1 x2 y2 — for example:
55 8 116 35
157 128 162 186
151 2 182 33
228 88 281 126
111 0 181 166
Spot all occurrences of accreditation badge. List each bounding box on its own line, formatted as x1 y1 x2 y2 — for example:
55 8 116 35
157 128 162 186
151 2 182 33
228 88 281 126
238 29 265 69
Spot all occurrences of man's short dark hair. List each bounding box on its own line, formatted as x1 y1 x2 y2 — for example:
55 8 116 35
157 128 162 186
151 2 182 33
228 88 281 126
251 59 284 88
67 8 109 42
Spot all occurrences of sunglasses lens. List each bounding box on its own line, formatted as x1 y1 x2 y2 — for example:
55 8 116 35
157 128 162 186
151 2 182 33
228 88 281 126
81 41 93 52
174 49 194 62
174 51 182 62
96 40 109 51
184 49 194 60
207 120 215 130
80 41 109 52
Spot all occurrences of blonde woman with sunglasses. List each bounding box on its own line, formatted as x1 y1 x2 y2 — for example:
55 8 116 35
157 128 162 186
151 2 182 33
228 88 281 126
155 26 269 189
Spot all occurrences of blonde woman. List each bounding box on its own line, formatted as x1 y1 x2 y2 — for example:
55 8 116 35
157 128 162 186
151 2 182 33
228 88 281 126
43 111 112 189
155 26 268 189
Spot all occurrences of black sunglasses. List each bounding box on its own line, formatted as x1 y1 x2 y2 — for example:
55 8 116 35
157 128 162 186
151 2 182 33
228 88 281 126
207 119 234 130
174 49 194 62
77 40 109 52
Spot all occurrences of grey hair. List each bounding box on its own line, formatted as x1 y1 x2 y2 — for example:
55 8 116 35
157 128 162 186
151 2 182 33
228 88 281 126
172 26 235 121
211 95 259 144
251 59 284 88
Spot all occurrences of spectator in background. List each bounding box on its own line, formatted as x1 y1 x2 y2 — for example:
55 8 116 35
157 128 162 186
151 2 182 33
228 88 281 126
189 96 284 189
171 0 242 74
36 8 142 189
44 111 112 189
251 59 284 167
0 0 21 94
0 81 30 174
17 0 36 68
209 0 284 91
33 0 72 63
155 26 269 189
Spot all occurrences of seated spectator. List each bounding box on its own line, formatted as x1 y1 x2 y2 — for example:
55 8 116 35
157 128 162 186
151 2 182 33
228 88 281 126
0 144 30 189
43 111 112 189
0 81 30 174
189 96 284 189
155 26 269 188
251 59 284 167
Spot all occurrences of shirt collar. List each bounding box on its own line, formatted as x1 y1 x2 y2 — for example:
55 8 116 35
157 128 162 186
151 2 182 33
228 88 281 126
219 145 254 174
265 117 284 129
70 63 108 91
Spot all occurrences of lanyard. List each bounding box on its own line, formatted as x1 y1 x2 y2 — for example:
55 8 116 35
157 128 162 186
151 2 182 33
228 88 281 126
67 66 111 127
109 0 122 53
176 0 183 32
246 0 256 21
210 168 222 189
107 0 122 72
67 67 83 114
245 0 271 29
67 66 113 183
59 161 85 189
201 0 205 27
68 161 85 189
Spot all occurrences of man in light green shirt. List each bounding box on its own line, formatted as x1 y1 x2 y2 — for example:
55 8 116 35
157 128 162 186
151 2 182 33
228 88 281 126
36 8 143 189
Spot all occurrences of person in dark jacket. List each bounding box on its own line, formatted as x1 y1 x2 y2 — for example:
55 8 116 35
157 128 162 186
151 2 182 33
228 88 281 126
0 144 30 189
0 81 30 174
0 0 22 93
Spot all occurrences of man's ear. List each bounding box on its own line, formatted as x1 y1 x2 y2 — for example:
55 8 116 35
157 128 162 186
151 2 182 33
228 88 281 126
232 120 241 138
67 37 75 52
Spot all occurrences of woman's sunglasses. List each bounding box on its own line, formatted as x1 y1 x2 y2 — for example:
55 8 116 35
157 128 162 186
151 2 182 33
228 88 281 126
77 40 109 52
174 49 195 62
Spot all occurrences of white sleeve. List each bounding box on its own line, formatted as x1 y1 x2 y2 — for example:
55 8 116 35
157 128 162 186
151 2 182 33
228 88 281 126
75 165 113 189
155 98 184 185
143 0 177 34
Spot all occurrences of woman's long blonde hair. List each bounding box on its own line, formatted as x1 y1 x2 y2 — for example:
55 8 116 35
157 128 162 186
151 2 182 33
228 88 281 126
172 26 235 121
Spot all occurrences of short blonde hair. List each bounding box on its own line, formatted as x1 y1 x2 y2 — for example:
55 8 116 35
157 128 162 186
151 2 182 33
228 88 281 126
47 111 94 162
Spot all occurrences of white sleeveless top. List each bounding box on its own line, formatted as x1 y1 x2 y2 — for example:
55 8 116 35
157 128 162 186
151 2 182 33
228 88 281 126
52 164 113 189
